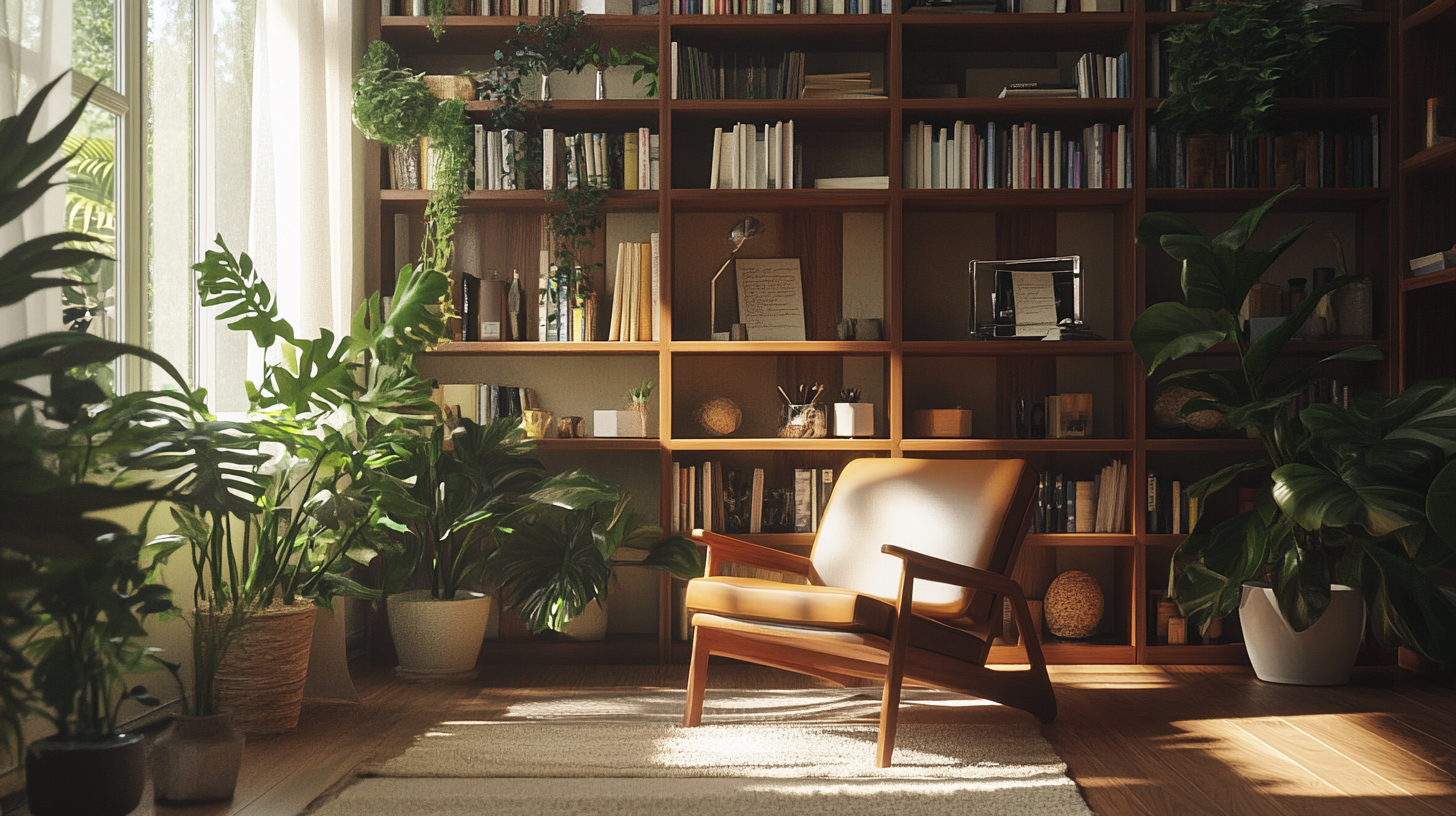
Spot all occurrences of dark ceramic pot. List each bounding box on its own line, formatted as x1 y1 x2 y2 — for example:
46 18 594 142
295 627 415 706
25 732 145 816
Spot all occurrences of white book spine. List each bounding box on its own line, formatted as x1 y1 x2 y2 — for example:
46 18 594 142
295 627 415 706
542 128 555 190
650 232 660 342
474 125 484 190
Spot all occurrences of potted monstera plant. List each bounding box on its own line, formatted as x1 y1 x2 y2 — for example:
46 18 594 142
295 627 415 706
1133 184 1456 683
378 416 546 678
485 469 702 640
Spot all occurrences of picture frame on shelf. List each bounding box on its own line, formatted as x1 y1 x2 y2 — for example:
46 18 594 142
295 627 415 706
970 256 1086 340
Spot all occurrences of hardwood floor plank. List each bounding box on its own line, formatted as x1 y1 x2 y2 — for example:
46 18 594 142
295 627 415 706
1287 712 1456 803
1231 718 1424 814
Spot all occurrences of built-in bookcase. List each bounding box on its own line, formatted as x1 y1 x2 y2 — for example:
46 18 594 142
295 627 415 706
366 2 1399 667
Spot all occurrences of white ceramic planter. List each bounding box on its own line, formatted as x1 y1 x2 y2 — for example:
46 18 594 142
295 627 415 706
833 402 874 438
556 598 608 641
387 590 492 678
1240 583 1365 685
594 409 647 438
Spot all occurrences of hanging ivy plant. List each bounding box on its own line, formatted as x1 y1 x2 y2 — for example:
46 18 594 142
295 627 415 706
427 0 450 41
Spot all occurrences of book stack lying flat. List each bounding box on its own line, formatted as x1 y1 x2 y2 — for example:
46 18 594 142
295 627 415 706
1408 248 1456 276
801 72 883 99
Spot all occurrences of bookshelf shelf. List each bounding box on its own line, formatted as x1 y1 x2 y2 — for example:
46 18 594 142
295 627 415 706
667 438 896 451
898 438 1135 452
367 1 1400 668
670 340 890 355
1400 268 1456 292
901 340 1132 356
1401 139 1456 173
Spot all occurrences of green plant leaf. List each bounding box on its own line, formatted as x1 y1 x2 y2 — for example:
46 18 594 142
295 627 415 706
632 535 705 581
1273 533 1329 632
1242 273 1351 382
527 468 622 510
1213 183 1299 252
1428 461 1456 546
1131 301 1230 375
1187 459 1269 500
1135 211 1202 247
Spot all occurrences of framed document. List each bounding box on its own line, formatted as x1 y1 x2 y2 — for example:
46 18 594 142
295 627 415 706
734 258 806 341
970 256 1085 339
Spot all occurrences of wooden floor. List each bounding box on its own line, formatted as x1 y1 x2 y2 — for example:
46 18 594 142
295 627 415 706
17 662 1455 816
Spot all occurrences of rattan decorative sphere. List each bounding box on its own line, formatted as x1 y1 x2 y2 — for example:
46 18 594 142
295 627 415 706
1043 570 1104 639
695 398 742 437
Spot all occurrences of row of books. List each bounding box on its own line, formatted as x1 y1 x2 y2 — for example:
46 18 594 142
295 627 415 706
381 0 583 15
671 0 889 13
998 52 1127 100
1145 120 1382 190
668 464 837 536
606 238 662 342
466 127 661 192
903 121 1133 189
1011 393 1094 440
670 46 809 100
708 122 800 189
433 383 539 426
1145 473 1201 535
1029 460 1130 534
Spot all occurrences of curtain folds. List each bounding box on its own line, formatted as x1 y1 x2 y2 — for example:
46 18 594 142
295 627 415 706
0 0 74 346
248 0 364 343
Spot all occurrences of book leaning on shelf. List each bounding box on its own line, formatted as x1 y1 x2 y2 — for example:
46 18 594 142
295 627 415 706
904 120 1132 190
708 121 801 190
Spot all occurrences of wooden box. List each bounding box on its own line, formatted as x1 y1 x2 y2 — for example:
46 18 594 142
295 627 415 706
908 409 973 438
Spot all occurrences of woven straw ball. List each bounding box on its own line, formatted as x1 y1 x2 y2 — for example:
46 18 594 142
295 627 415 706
1044 570 1104 639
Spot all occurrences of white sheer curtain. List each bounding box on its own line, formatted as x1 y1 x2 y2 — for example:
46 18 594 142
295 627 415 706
247 0 364 343
0 0 73 346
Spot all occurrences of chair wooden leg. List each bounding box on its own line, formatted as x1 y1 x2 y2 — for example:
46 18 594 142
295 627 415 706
876 649 906 767
683 629 710 727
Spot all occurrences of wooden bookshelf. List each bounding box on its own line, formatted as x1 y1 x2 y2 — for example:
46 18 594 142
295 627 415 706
366 3 1399 667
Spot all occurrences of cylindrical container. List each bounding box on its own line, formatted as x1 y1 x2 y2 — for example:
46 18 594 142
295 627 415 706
1334 277 1373 340
778 403 828 439
595 68 606 100
212 603 317 735
151 713 246 805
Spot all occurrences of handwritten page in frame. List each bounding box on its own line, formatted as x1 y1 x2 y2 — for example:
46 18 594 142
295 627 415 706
735 258 806 341
1010 270 1058 337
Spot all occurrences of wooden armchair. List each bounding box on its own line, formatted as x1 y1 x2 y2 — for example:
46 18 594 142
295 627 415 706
682 457 1054 767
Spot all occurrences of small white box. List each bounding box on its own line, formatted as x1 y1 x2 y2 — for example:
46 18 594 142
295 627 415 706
833 403 875 438
593 410 647 438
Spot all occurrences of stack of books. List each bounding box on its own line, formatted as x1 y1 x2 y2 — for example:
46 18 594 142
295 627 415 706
1409 248 1456 276
800 72 883 99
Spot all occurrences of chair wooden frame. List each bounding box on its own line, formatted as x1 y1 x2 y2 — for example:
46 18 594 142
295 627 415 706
682 465 1056 767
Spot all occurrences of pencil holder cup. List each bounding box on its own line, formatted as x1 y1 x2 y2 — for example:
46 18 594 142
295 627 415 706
778 403 828 439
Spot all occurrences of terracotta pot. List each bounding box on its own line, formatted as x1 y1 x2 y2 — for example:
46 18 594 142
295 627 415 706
150 712 245 804
25 733 145 816
387 590 492 679
213 603 318 734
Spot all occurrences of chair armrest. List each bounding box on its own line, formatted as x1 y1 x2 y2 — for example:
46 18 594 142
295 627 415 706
693 530 820 583
881 544 1021 597
881 543 1048 671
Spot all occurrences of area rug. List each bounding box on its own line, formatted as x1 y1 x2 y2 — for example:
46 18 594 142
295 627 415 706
309 689 1093 816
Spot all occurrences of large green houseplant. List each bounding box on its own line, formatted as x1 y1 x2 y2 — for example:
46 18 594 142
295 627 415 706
486 470 702 636
0 74 190 814
1133 184 1455 674
1158 0 1352 136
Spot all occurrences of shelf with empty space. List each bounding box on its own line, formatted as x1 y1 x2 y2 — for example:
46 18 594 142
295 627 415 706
1401 268 1456 291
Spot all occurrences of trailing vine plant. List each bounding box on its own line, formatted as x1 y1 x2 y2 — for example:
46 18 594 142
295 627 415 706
427 0 450 41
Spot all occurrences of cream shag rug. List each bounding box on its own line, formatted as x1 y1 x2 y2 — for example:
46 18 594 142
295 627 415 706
310 689 1093 816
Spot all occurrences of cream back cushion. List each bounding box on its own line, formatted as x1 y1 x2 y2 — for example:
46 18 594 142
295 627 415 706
811 458 1026 619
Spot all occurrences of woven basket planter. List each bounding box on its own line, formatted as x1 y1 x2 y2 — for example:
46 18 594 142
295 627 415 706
213 603 317 735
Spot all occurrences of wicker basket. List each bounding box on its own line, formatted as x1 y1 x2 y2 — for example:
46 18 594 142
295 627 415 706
213 603 317 735
422 75 476 101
